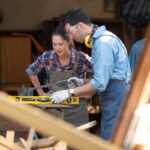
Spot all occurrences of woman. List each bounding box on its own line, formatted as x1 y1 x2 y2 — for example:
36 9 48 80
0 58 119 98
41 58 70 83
26 27 91 126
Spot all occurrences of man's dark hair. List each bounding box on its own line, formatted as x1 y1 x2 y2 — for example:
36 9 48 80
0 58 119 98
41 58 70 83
59 8 92 27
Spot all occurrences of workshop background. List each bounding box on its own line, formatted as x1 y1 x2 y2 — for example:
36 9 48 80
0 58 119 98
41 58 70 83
0 0 147 90
0 0 149 146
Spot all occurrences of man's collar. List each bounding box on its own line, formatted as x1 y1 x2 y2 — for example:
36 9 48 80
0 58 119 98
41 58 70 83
93 25 106 38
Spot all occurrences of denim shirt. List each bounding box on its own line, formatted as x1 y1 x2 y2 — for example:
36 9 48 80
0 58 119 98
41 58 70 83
90 26 131 92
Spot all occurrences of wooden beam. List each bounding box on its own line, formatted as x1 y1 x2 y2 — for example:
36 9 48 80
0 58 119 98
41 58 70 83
77 121 97 131
18 138 27 148
0 145 10 150
0 92 121 150
54 121 97 150
31 136 57 149
6 130 15 143
112 27 150 146
31 121 96 149
26 127 35 150
0 136 24 150
54 140 67 150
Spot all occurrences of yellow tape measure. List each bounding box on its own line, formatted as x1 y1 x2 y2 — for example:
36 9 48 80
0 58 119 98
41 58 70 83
10 96 79 105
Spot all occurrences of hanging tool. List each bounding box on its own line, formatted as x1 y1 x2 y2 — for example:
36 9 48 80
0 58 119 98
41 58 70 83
26 78 80 90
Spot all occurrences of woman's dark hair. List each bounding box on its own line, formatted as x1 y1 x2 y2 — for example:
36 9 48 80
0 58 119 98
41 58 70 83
52 25 75 48
52 26 70 42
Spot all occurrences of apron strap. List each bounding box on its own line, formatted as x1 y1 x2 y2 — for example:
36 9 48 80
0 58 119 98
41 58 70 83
72 50 79 71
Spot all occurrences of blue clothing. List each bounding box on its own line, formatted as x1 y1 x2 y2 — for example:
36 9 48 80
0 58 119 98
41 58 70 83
129 39 145 73
90 26 131 140
90 26 131 92
100 80 129 140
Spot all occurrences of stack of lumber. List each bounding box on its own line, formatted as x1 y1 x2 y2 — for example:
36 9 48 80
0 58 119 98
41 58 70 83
0 121 97 150
0 92 121 150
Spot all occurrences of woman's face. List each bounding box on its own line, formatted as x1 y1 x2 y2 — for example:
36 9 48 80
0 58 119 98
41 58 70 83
52 35 70 57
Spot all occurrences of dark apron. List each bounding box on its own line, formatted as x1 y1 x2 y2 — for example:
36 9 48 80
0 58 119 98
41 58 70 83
99 79 130 140
49 71 89 126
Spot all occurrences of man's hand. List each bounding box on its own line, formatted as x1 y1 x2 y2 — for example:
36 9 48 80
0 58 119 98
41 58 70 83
51 90 70 103
67 77 84 88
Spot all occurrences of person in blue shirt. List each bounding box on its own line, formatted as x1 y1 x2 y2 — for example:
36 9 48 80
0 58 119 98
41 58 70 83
129 39 145 73
50 8 131 140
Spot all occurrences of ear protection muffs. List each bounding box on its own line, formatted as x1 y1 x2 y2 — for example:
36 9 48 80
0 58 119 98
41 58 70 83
84 24 98 48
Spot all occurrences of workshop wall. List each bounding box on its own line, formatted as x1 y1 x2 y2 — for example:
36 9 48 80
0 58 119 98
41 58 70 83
0 0 116 30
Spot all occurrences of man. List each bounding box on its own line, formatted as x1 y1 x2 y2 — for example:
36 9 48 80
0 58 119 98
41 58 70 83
51 8 131 140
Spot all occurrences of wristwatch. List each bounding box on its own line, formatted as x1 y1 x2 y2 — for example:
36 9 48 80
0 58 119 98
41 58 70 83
68 88 75 96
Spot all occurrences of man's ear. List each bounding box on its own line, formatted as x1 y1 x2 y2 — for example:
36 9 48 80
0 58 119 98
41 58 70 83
77 22 86 30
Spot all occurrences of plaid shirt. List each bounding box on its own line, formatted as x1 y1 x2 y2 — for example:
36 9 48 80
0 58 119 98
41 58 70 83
26 48 91 82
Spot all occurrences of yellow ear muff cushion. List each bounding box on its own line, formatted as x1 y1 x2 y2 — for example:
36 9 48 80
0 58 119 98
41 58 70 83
84 35 92 48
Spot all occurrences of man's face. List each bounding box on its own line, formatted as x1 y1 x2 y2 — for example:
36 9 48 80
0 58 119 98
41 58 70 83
65 23 85 43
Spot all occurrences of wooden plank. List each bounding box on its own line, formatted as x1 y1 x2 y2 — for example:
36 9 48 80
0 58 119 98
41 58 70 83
77 121 97 131
0 136 8 150
112 27 150 146
31 136 57 149
6 130 15 143
0 136 24 150
0 92 121 150
31 121 96 149
58 120 97 149
54 140 67 150
18 138 27 148
26 127 35 150
0 145 10 150
54 121 97 150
